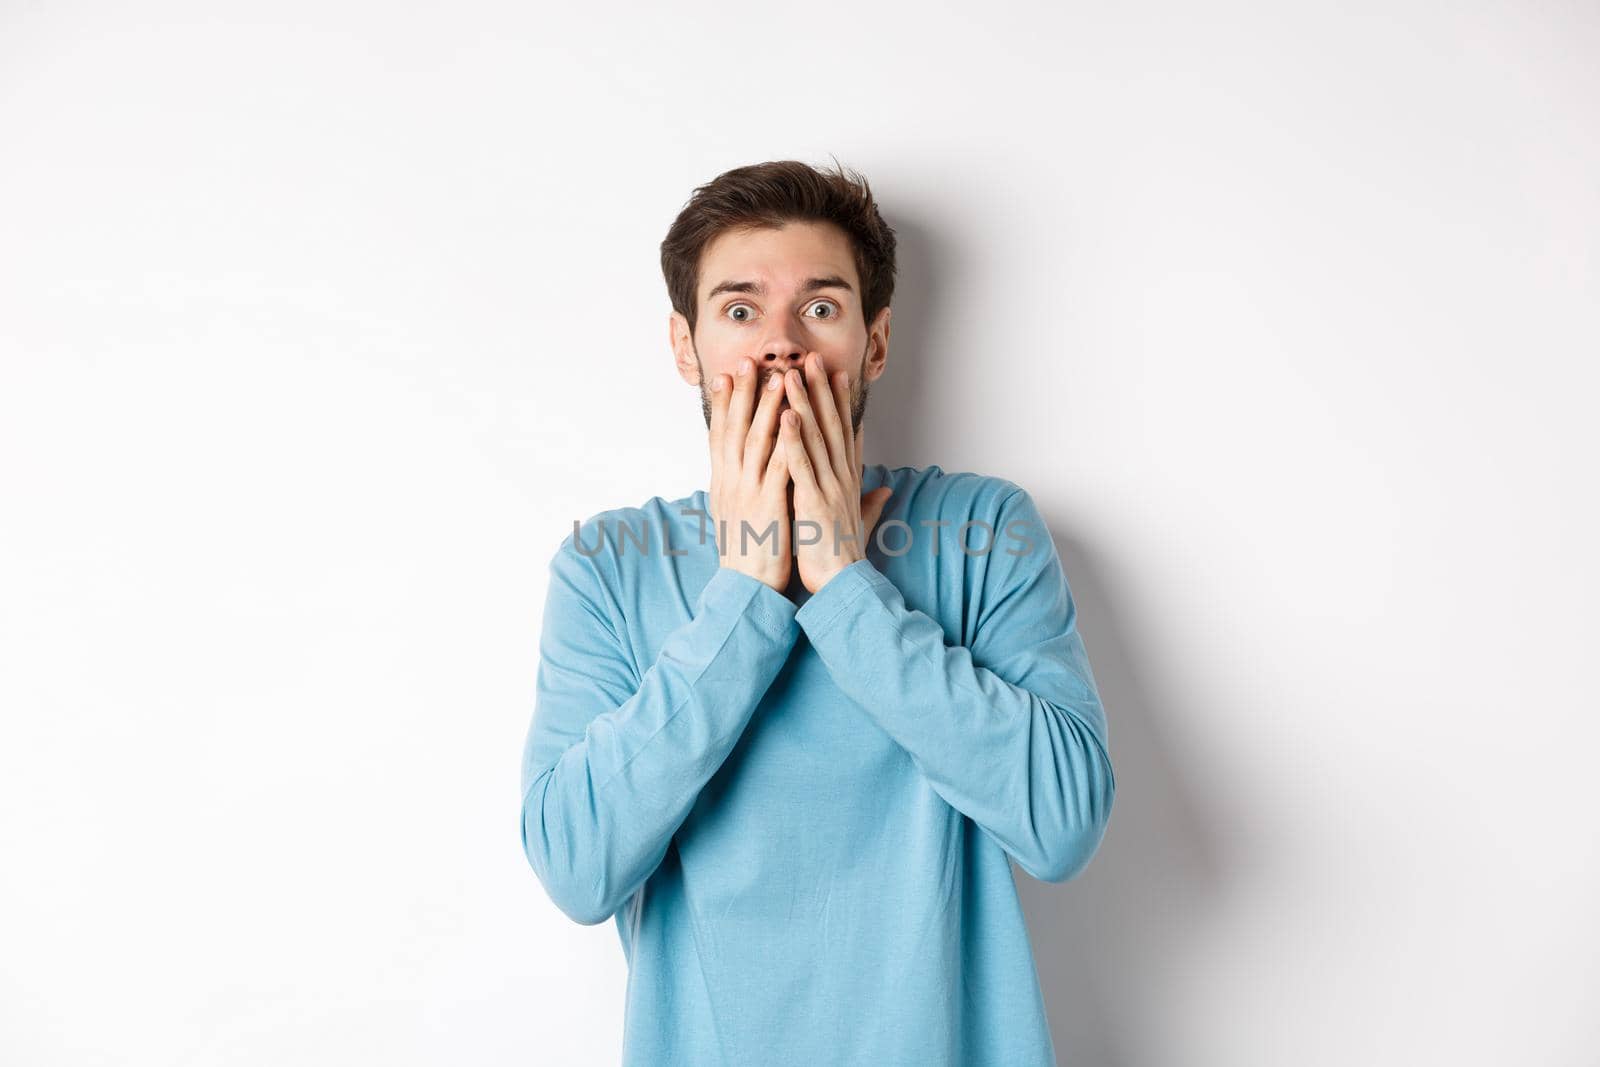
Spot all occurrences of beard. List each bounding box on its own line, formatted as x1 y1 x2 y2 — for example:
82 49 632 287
696 338 873 441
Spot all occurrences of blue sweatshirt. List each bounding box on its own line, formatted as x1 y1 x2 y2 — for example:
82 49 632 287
519 462 1115 1066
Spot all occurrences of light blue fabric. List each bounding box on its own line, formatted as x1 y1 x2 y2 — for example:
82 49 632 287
519 462 1115 1066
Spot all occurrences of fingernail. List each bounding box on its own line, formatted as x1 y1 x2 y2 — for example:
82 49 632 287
766 373 781 390
738 360 750 376
712 377 724 392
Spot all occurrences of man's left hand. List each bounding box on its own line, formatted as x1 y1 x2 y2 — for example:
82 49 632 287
779 352 894 594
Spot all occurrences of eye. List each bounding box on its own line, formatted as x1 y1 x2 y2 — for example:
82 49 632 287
807 300 840 320
725 303 756 323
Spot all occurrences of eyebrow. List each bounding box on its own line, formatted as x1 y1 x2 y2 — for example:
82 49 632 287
704 275 854 302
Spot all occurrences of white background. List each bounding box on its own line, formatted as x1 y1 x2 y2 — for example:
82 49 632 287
3 2 1596 1064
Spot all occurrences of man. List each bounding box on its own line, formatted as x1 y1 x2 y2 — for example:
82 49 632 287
519 159 1115 1066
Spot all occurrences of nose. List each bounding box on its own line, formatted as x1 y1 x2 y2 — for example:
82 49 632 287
761 346 807 372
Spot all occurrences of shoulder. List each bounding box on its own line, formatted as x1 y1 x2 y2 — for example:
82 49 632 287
544 489 692 599
874 463 1049 572
902 463 1054 559
878 462 1032 522
552 486 697 557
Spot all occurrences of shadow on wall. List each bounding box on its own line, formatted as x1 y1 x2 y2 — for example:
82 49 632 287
849 213 941 471
875 211 1232 1066
1017 523 1229 1067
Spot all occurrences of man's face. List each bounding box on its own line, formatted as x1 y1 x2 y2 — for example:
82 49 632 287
671 220 890 440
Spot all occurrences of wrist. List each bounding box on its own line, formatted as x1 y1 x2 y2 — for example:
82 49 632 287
811 553 864 589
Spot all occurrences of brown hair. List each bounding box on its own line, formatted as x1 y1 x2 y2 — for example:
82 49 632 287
659 158 898 339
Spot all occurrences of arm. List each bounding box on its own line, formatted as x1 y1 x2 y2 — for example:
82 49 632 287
793 487 1115 883
519 536 800 924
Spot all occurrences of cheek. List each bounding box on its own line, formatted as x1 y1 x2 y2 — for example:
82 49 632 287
817 331 865 367
700 348 744 384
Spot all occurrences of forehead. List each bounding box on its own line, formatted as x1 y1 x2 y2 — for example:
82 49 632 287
698 221 858 303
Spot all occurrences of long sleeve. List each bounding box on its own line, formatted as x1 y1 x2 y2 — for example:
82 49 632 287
793 487 1115 883
519 537 800 925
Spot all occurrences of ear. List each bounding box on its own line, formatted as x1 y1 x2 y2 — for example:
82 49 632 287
863 306 891 384
670 311 700 386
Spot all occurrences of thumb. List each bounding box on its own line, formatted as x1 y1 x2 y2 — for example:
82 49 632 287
860 486 894 536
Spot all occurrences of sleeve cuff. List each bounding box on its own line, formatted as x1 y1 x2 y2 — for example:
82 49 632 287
695 566 801 641
794 558 892 635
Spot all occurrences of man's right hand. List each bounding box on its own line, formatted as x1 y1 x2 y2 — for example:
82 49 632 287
707 356 793 593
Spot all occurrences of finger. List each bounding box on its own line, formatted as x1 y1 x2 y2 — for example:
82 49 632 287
830 367 855 481
783 367 838 493
723 356 758 472
779 409 819 495
803 353 848 481
707 372 730 503
707 374 732 524
764 422 791 494
744 365 787 484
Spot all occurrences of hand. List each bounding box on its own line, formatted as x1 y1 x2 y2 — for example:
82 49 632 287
707 355 794 593
779 352 894 594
